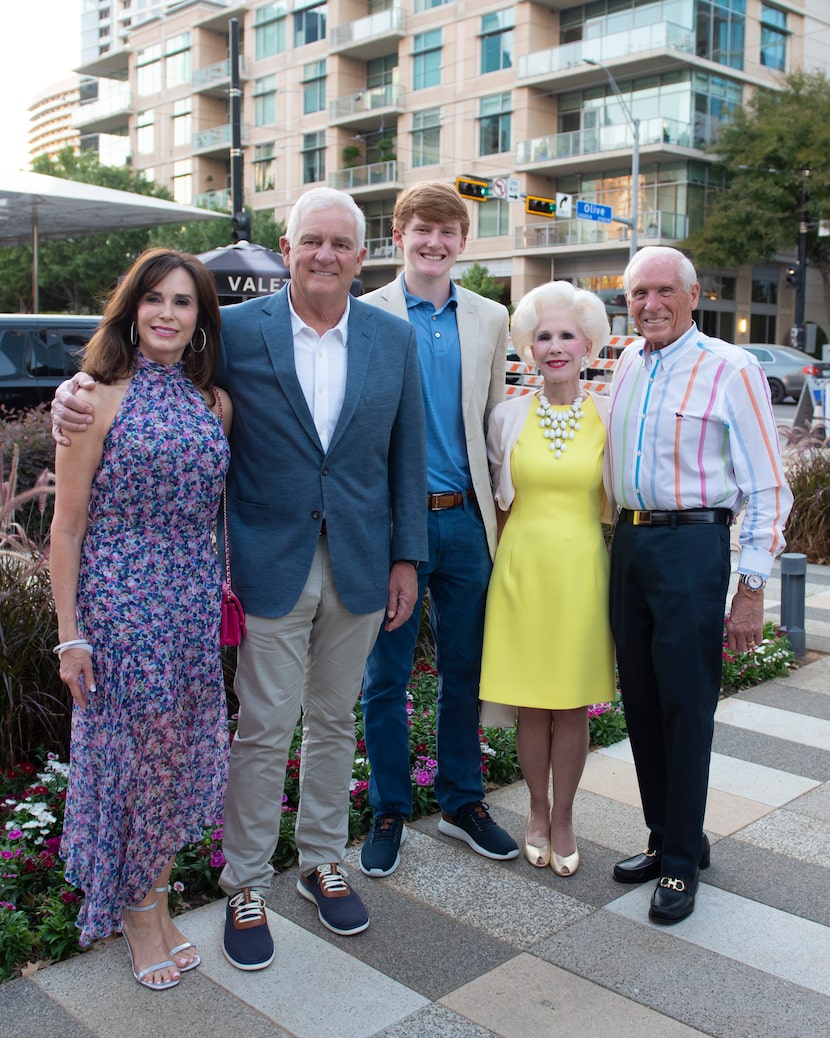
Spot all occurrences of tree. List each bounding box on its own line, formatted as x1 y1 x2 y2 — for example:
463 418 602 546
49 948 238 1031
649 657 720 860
682 71 830 331
457 262 507 306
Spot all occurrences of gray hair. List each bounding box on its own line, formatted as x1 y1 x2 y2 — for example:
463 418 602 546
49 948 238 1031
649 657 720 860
623 246 698 295
510 281 611 364
284 187 366 252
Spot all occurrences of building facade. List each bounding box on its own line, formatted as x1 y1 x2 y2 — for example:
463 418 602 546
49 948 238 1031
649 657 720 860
28 78 81 165
73 0 828 343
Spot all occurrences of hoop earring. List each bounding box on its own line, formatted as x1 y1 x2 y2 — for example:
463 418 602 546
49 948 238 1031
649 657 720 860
190 328 207 353
129 321 138 347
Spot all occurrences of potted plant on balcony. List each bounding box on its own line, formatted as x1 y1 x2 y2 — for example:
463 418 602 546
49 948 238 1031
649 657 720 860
342 144 363 169
376 138 397 163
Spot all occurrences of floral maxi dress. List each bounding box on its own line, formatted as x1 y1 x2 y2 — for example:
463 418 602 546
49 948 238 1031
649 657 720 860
60 355 230 945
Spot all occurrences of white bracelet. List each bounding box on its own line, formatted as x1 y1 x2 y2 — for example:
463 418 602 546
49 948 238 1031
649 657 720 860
53 639 94 658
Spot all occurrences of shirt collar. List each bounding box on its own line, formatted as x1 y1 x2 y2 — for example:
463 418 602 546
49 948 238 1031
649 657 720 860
287 288 350 344
640 322 698 371
401 273 458 316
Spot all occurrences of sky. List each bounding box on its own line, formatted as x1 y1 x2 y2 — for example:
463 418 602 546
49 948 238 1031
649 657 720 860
1 0 84 177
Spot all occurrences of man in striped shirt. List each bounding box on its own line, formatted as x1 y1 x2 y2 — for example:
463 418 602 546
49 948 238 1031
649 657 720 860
607 246 792 924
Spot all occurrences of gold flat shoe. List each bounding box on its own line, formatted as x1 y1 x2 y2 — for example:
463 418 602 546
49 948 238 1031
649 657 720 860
551 846 580 877
524 817 551 868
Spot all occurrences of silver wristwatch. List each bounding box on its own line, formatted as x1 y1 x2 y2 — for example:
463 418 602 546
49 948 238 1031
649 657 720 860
739 573 767 592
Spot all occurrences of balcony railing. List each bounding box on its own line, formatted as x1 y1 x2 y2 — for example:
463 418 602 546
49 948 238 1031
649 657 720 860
192 56 250 91
329 160 402 192
72 85 131 131
365 237 397 260
192 123 249 153
514 209 689 251
193 188 232 211
518 21 695 80
517 115 718 167
331 8 406 50
330 84 404 121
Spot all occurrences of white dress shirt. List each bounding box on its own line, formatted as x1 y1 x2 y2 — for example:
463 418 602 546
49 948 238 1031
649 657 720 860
288 293 350 452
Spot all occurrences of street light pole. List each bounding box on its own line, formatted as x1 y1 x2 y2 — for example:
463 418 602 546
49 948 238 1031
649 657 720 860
584 58 639 260
794 167 810 351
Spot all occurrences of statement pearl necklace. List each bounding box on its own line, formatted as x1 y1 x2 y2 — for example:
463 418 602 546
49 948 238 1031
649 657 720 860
536 392 584 459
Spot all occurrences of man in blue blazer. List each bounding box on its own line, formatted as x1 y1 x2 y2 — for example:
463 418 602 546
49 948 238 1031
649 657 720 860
215 189 427 967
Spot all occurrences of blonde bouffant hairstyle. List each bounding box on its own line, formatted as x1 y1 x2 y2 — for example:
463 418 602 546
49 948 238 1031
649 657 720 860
510 281 610 365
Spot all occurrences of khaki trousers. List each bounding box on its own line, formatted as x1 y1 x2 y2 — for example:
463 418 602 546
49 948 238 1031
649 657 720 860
219 538 384 893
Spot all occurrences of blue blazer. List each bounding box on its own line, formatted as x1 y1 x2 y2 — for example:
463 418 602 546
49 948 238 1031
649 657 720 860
216 287 428 618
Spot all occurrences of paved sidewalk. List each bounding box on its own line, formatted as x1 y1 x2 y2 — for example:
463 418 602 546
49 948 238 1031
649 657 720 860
5 562 830 1037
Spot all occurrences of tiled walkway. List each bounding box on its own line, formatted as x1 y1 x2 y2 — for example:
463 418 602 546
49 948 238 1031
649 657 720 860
6 563 830 1038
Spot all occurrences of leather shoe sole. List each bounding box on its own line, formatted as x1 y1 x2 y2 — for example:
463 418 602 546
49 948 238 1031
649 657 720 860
649 870 699 924
613 834 710 884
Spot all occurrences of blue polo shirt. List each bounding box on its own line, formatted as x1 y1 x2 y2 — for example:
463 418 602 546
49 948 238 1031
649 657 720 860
401 275 470 494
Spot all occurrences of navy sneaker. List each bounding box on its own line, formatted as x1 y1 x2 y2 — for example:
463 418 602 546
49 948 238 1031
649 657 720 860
359 812 407 877
297 864 370 935
223 887 274 970
438 801 519 860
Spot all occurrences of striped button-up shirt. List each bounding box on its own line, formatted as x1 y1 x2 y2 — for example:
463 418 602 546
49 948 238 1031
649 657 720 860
607 323 792 577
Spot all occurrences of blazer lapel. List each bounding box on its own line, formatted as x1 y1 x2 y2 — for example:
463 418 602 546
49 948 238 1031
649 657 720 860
260 290 322 450
455 288 479 424
327 303 374 454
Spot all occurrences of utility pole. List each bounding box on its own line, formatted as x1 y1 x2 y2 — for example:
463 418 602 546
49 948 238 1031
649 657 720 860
793 167 810 351
229 18 249 243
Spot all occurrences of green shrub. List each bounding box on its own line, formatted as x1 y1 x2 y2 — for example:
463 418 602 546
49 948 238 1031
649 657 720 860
721 621 795 692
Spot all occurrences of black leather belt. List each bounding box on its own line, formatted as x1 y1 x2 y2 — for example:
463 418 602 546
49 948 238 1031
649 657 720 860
618 508 733 527
427 489 476 511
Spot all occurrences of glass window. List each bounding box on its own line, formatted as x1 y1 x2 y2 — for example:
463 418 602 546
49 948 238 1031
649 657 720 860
695 0 746 71
295 2 327 48
254 75 277 127
254 143 276 192
136 109 154 154
164 31 190 89
412 107 440 167
302 59 326 115
136 44 161 96
172 159 192 205
750 314 777 343
413 30 441 91
302 130 326 183
480 9 514 74
479 92 511 155
367 54 398 90
414 0 452 11
751 277 778 305
255 3 287 60
478 199 509 238
760 3 787 71
172 97 191 148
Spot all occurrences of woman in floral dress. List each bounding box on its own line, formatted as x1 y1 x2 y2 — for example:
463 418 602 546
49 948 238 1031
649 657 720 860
50 248 232 991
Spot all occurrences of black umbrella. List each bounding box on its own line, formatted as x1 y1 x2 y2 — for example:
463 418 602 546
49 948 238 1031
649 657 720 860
196 240 289 303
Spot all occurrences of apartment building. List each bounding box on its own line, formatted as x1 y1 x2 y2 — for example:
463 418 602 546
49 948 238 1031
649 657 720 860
28 78 81 165
72 0 828 342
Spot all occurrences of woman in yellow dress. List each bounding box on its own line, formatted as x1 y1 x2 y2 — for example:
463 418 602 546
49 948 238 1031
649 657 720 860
480 281 615 876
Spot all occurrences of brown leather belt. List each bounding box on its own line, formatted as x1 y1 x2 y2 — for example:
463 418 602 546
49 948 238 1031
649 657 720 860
618 508 733 527
427 489 476 511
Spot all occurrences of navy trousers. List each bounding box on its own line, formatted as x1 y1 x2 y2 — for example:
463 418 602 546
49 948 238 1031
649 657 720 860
609 521 731 880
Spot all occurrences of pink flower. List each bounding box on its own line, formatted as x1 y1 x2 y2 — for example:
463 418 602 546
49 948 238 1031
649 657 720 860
209 850 226 869
173 881 185 893
6 829 23 841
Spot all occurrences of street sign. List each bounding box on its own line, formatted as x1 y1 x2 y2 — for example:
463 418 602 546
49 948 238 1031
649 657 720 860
507 176 521 202
491 177 507 199
576 200 612 224
556 193 573 219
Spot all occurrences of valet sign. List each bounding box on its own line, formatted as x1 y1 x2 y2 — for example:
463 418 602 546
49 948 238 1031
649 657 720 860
224 274 288 295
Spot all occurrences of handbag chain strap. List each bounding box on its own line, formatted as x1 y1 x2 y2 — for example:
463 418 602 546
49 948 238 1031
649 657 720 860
214 388 232 589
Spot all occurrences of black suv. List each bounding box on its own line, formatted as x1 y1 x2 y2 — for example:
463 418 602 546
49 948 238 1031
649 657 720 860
0 315 100 412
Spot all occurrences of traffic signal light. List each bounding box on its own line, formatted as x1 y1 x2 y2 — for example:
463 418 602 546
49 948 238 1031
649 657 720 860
525 195 556 218
232 210 252 243
785 264 800 288
455 176 490 202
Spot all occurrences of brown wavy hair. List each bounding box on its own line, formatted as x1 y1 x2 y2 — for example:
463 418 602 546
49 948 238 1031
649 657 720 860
393 181 470 237
82 248 221 389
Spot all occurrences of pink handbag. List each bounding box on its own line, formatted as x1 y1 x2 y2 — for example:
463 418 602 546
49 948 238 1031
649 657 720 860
216 390 246 647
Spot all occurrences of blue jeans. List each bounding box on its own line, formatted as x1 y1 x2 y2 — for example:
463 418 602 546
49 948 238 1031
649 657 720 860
362 503 492 817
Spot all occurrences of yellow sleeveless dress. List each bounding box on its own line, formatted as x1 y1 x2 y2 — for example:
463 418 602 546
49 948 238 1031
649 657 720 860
480 396 615 710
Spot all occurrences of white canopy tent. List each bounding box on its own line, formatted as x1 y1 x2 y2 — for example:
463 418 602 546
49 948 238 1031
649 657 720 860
0 171 226 310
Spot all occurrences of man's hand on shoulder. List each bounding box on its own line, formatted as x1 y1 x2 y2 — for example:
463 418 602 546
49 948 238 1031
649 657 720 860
51 373 98 446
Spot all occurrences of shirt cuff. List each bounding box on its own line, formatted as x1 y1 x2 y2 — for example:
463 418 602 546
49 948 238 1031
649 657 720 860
737 546 776 579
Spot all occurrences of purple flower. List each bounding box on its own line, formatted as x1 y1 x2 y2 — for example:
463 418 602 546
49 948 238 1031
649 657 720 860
412 769 433 787
0 901 16 910
173 881 185 893
209 850 226 869
6 829 23 841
